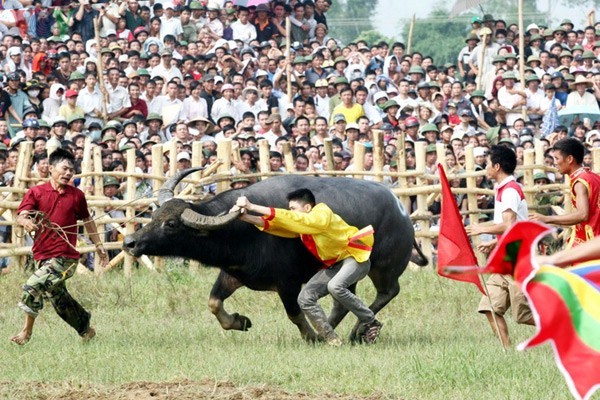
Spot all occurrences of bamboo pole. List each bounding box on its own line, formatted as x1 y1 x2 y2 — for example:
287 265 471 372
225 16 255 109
518 0 527 120
407 14 416 55
353 142 366 179
92 145 106 274
216 139 232 193
323 138 335 172
80 137 93 196
93 17 108 121
476 34 488 91
11 142 33 270
168 140 178 178
282 141 295 172
258 139 270 178
151 143 165 271
285 16 292 102
464 145 485 266
372 130 384 183
123 148 136 276
396 132 410 212
414 141 431 267
592 148 600 174
523 149 535 205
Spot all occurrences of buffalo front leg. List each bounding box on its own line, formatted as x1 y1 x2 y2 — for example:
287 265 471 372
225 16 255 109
277 285 318 342
208 271 252 331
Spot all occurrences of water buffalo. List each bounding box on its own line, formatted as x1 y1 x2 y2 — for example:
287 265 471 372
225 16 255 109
124 168 426 341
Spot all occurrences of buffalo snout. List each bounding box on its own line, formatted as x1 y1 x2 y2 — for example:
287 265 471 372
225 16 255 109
123 235 137 254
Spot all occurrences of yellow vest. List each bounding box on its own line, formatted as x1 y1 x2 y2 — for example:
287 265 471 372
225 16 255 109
257 203 374 267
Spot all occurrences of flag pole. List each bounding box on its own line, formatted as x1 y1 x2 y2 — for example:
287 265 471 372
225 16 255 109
517 0 527 121
407 14 415 55
479 274 509 352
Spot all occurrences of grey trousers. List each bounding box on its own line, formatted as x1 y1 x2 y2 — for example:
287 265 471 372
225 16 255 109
297 257 374 337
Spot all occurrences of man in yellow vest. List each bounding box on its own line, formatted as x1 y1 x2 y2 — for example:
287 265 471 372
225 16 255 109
234 188 382 346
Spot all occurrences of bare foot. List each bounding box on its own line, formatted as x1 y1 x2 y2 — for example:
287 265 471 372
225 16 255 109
10 330 31 345
81 327 96 343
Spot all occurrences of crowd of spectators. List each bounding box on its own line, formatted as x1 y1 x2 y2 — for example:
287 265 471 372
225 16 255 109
0 0 599 234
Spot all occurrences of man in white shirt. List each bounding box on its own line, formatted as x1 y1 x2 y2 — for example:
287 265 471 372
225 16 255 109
151 49 183 82
160 3 183 41
77 72 104 127
524 74 545 124
466 145 532 348
230 7 257 44
566 76 600 111
497 71 527 127
391 79 418 112
104 68 131 120
211 83 240 123
154 80 183 124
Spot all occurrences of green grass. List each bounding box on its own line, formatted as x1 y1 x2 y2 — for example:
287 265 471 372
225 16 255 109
0 264 582 399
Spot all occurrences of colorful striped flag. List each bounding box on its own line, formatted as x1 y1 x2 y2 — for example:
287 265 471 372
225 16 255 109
483 221 600 400
519 261 600 400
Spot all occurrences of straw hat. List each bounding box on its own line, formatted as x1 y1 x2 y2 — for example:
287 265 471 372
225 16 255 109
569 75 593 89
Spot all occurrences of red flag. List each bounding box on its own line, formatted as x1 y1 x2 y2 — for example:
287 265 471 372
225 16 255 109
437 164 484 294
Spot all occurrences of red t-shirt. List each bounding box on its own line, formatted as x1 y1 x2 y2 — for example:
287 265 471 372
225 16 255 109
17 182 90 261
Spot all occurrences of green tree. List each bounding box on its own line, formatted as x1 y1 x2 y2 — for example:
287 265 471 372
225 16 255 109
401 9 467 66
354 30 396 46
326 0 378 45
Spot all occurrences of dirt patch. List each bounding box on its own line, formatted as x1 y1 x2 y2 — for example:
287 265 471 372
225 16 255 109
0 379 391 400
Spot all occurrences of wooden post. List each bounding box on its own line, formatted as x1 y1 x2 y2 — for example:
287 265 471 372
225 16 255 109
216 139 232 193
396 133 410 211
92 145 106 274
93 17 108 121
372 129 384 183
517 0 527 120
414 141 431 267
464 145 485 266
258 139 270 178
282 142 294 172
353 142 366 179
407 14 416 55
476 34 488 91
593 148 600 173
191 141 205 181
151 144 164 271
11 142 33 270
285 16 292 102
151 144 164 191
80 137 93 196
523 149 535 205
534 139 545 170
168 140 178 178
323 138 335 172
123 148 136 276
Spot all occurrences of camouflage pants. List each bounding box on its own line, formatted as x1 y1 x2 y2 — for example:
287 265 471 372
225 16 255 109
19 257 91 336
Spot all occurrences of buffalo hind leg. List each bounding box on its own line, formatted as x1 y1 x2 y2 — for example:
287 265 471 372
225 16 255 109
349 275 401 342
208 271 252 331
277 285 318 342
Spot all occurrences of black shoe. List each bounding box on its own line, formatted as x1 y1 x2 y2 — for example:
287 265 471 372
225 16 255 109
362 320 383 344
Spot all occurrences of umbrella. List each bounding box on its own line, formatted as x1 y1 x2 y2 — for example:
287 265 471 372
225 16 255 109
233 0 270 7
557 105 600 127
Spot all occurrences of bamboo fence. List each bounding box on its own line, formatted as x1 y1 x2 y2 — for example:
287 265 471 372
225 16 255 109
1 138 597 274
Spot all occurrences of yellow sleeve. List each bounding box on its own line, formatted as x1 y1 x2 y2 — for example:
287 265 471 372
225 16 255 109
269 203 333 235
256 223 300 239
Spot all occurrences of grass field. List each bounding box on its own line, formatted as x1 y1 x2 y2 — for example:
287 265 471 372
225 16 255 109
0 263 581 399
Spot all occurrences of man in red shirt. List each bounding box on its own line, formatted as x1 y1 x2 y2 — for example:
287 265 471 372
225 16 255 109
530 138 600 248
11 148 108 345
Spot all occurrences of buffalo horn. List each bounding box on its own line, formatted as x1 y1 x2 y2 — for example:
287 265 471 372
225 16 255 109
181 208 242 230
157 166 205 206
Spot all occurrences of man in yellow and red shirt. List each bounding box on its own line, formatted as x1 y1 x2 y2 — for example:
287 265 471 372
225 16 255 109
234 188 382 346
530 138 600 248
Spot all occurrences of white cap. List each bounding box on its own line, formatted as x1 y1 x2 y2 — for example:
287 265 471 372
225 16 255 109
118 54 129 63
105 29 117 37
345 122 360 131
221 83 234 93
526 23 540 32
176 152 191 161
474 146 486 157
214 75 224 84
373 91 388 102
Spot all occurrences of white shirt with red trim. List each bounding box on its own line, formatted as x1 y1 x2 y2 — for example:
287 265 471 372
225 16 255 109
494 175 528 225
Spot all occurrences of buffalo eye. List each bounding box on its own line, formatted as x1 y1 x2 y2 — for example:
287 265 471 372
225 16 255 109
165 220 177 229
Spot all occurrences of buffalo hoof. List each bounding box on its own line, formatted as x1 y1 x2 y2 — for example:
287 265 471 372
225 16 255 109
349 324 367 344
231 313 252 331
